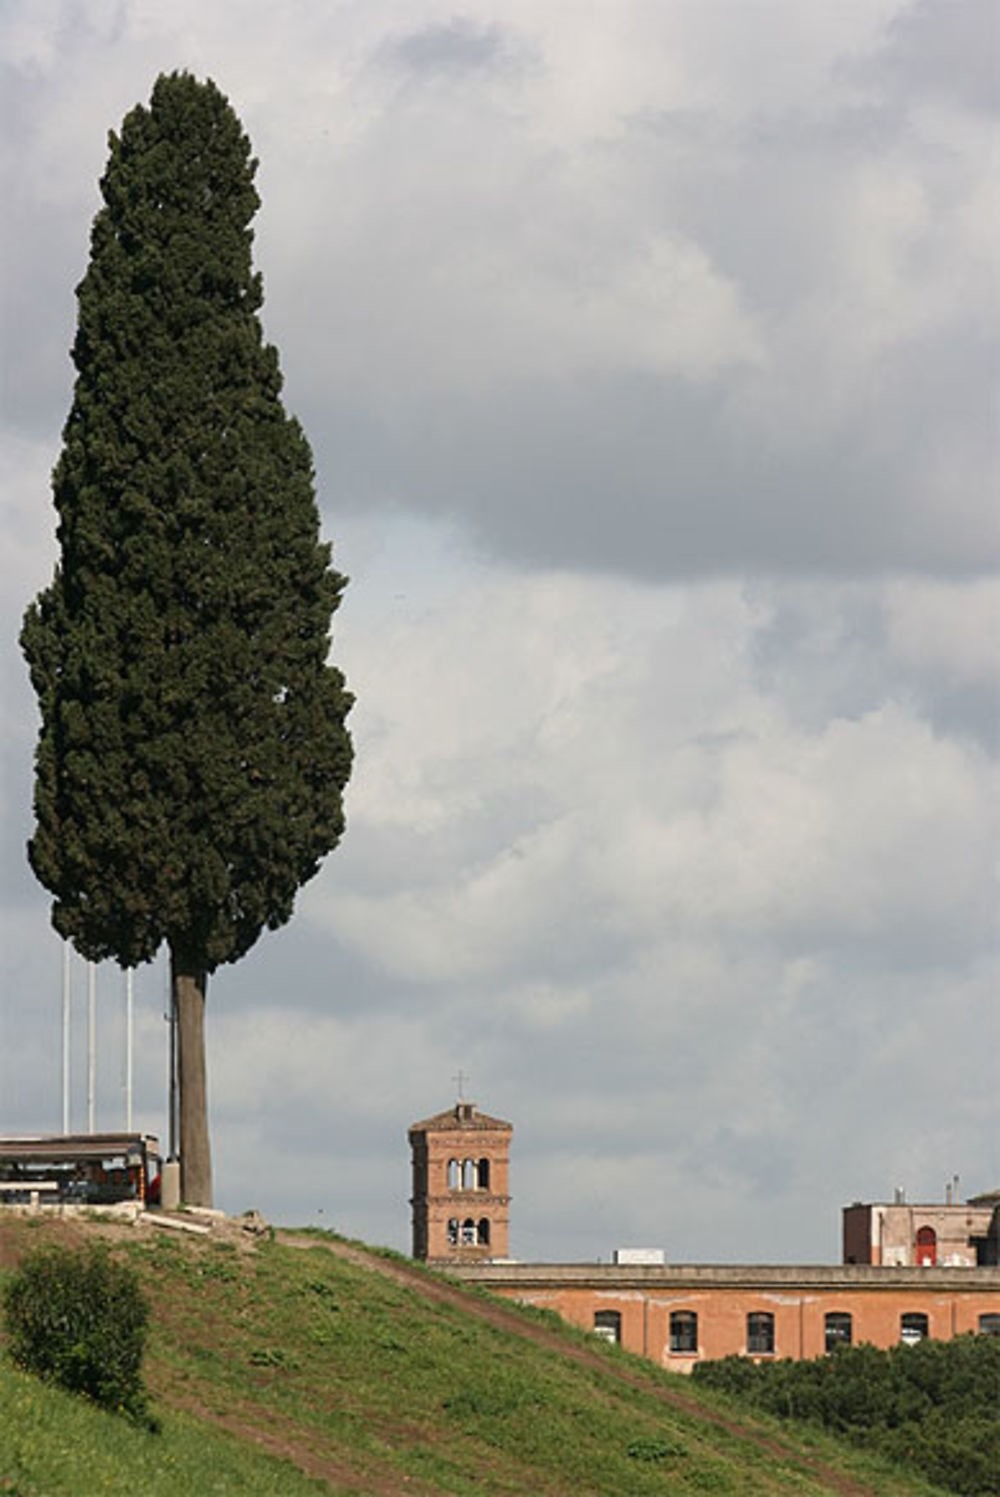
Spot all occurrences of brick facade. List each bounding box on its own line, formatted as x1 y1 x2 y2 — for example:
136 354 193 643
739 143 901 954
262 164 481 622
451 1262 1000 1371
409 1101 512 1263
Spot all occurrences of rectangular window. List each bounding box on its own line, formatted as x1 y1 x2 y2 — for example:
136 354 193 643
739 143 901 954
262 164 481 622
900 1312 929 1345
593 1310 621 1344
825 1312 852 1352
747 1311 775 1355
669 1310 698 1353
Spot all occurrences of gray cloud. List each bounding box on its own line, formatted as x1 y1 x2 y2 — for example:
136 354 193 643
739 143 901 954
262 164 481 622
4 1 996 582
382 18 518 78
864 0 1000 114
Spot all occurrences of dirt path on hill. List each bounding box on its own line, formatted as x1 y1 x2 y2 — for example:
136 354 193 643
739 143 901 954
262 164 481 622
278 1231 877 1497
149 1373 447 1497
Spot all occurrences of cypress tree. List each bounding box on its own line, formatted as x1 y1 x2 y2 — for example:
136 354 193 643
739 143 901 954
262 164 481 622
21 73 353 1206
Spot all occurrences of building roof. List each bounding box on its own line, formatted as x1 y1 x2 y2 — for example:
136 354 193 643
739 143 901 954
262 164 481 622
450 1262 1000 1292
409 1102 512 1134
0 1133 158 1163
846 1195 998 1213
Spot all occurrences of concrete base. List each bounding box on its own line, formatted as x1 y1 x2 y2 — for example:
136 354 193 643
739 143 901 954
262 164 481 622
160 1160 181 1211
144 1211 209 1236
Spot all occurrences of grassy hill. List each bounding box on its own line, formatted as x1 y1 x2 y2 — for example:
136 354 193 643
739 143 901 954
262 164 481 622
0 1213 948 1496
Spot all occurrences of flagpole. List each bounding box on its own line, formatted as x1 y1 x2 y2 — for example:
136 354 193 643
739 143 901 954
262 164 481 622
125 968 134 1132
61 943 71 1134
87 961 96 1133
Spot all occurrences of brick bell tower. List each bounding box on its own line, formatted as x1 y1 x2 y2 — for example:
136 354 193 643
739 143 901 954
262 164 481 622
409 1098 513 1263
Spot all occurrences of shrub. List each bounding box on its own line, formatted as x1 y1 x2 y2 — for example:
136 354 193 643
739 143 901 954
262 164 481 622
626 1435 686 1462
2 1243 154 1425
692 1336 1000 1497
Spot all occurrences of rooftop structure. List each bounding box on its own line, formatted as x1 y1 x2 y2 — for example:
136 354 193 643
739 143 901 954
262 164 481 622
843 1191 1000 1267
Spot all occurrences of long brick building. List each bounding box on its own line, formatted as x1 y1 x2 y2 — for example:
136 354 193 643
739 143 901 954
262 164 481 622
448 1260 1000 1370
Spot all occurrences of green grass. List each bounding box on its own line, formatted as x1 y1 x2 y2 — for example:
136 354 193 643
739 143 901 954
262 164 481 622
0 1359 327 1495
0 1218 949 1496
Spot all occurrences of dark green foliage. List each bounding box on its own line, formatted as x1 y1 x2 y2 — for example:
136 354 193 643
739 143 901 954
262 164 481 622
21 71 352 974
626 1436 686 1462
693 1335 1000 1496
2 1245 153 1425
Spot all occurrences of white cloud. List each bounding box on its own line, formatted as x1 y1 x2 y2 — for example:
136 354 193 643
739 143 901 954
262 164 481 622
308 568 996 989
883 578 1000 688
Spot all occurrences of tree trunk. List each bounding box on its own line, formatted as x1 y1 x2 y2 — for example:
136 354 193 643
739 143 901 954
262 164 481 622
171 952 213 1207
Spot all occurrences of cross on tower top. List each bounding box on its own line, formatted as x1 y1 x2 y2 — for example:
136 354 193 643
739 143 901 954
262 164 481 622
452 1069 469 1100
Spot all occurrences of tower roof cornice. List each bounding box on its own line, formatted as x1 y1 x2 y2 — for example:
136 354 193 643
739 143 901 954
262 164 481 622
409 1102 513 1136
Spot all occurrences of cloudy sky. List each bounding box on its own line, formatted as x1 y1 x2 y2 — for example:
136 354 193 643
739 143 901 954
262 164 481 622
1 0 996 1265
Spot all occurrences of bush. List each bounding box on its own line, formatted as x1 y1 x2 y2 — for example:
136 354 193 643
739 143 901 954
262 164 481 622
2 1243 154 1425
692 1336 1000 1497
626 1435 686 1462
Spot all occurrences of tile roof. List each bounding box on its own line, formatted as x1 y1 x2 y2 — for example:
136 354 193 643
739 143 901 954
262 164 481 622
409 1103 512 1134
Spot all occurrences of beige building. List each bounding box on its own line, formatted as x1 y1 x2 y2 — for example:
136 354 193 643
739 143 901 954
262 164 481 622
843 1191 1000 1267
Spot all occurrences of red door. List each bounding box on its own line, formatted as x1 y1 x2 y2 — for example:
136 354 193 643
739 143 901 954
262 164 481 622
916 1226 937 1266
